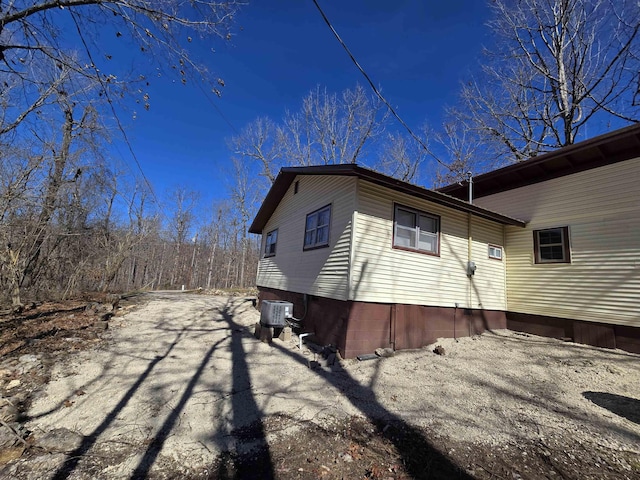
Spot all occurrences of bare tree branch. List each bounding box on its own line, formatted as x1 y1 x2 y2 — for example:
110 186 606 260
454 0 640 165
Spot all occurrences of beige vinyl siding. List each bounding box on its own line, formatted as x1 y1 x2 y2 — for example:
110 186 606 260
470 216 507 310
477 156 640 327
350 180 507 309
256 175 355 301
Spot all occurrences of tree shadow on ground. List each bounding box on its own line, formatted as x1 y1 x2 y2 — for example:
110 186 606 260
583 392 640 425
269 336 471 478
50 325 191 480
128 334 229 478
212 299 275 479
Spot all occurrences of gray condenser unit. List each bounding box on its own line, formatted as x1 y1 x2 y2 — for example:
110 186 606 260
260 300 293 327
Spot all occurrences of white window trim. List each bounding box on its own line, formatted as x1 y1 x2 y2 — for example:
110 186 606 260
488 244 503 261
392 204 440 256
534 226 570 264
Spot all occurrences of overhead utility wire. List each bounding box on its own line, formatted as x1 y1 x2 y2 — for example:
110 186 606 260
311 0 454 172
69 9 160 207
194 81 241 136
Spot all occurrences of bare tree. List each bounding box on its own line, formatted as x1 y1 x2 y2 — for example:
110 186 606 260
0 1 246 305
165 187 199 288
229 157 262 288
283 85 388 166
231 84 389 185
0 0 243 137
98 178 154 292
375 128 431 183
229 117 283 184
431 121 486 187
0 82 105 306
454 0 640 163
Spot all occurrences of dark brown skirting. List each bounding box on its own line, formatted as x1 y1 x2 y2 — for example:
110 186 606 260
257 287 507 358
259 288 640 357
507 312 640 354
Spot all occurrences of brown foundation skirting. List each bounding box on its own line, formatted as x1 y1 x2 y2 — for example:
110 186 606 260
507 312 640 354
258 287 506 358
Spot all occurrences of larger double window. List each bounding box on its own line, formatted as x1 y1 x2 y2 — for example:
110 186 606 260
393 204 440 255
304 204 331 250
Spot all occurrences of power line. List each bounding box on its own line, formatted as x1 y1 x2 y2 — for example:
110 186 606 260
195 81 241 136
310 0 454 172
69 9 161 208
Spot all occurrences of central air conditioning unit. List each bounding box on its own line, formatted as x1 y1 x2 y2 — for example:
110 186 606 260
260 300 293 327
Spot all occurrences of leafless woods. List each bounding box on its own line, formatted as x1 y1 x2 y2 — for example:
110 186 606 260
0 1 249 307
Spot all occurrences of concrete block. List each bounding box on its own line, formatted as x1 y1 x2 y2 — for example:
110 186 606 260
279 327 292 341
259 326 273 343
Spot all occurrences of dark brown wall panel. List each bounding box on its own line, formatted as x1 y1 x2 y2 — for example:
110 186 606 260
614 326 640 354
343 302 392 358
306 296 351 351
259 288 639 357
574 322 616 349
507 311 640 354
394 306 507 350
507 312 571 339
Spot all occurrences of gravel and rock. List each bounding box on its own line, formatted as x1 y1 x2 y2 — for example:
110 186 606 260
0 292 638 479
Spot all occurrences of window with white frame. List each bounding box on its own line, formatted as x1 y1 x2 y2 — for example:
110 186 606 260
304 205 331 250
533 227 570 264
264 229 278 257
488 244 503 260
393 204 440 255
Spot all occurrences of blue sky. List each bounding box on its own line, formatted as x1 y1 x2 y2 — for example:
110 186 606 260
119 1 494 208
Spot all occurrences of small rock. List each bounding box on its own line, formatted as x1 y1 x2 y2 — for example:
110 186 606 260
36 428 84 453
6 379 21 390
85 302 98 312
18 354 38 364
93 321 109 330
433 345 445 355
339 453 353 463
375 348 395 358
0 403 19 423
0 369 12 379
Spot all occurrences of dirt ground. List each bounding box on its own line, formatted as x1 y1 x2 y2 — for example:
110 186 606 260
0 292 639 479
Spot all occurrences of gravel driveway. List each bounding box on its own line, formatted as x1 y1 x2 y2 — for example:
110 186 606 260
5 293 639 479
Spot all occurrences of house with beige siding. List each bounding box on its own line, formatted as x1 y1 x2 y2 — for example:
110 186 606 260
250 124 640 358
440 123 640 354
249 165 525 358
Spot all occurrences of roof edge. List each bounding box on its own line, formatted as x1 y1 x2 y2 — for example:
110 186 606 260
439 123 640 199
249 164 526 234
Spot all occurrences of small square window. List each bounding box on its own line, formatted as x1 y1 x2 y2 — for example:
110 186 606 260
304 205 331 250
488 244 503 260
264 229 278 257
533 227 570 264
